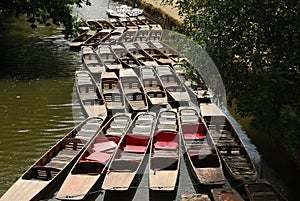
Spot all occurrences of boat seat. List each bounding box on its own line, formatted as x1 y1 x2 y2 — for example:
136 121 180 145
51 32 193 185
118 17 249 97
93 141 118 152
181 123 204 135
85 152 111 163
124 145 147 153
32 166 61 180
184 133 205 140
155 141 178 150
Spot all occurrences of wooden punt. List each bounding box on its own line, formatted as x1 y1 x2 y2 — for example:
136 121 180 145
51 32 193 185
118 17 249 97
244 179 287 201
200 103 258 181
101 29 125 45
178 106 226 187
137 16 161 29
100 72 126 113
149 41 182 63
108 18 126 30
115 46 142 69
136 42 175 65
149 108 180 191
123 42 158 66
155 65 190 104
119 68 148 112
69 30 97 50
95 18 115 29
75 71 107 117
81 46 106 81
83 29 113 47
117 17 138 29
86 19 103 31
97 44 123 73
148 26 163 41
102 112 156 191
181 193 211 201
56 113 132 200
140 66 168 106
127 16 149 29
211 188 244 201
133 26 150 42
0 117 104 201
118 28 139 42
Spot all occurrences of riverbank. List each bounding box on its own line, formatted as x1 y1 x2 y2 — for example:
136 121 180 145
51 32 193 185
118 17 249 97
127 0 183 28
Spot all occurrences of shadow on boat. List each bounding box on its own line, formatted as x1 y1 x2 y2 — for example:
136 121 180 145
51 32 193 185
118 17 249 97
149 189 178 201
102 173 143 201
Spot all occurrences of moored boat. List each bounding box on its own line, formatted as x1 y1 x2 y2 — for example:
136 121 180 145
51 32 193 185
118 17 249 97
243 179 287 201
117 17 138 29
81 46 106 81
102 112 156 191
0 117 104 201
97 44 123 73
75 71 107 117
56 113 132 200
181 193 211 201
83 29 113 47
136 42 175 65
133 26 150 42
149 41 182 63
140 66 168 106
178 106 226 188
200 103 258 181
149 108 180 191
123 42 158 66
96 18 115 29
118 28 139 42
69 30 97 50
100 71 126 113
211 187 244 201
119 68 148 112
155 65 190 105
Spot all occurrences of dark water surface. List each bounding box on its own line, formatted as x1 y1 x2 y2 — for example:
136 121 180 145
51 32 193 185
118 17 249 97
0 0 297 200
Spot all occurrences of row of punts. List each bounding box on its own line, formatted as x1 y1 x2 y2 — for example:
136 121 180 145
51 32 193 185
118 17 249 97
1 13 287 201
1 104 287 200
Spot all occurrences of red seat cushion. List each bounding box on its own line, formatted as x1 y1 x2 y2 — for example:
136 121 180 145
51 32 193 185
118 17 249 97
184 133 205 140
85 152 111 163
124 145 147 153
155 141 178 150
182 124 204 134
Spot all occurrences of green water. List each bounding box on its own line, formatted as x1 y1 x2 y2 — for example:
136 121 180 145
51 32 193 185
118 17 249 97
0 18 82 195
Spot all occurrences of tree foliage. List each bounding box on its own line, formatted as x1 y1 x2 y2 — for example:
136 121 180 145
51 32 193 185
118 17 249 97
0 0 91 38
169 0 300 161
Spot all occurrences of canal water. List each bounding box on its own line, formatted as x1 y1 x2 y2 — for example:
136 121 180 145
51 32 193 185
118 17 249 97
0 0 297 200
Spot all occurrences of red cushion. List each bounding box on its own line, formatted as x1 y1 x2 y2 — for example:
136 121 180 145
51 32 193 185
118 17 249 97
182 124 204 134
124 145 147 153
154 131 178 142
155 141 178 150
125 134 150 146
85 152 111 163
94 137 120 144
184 133 205 140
